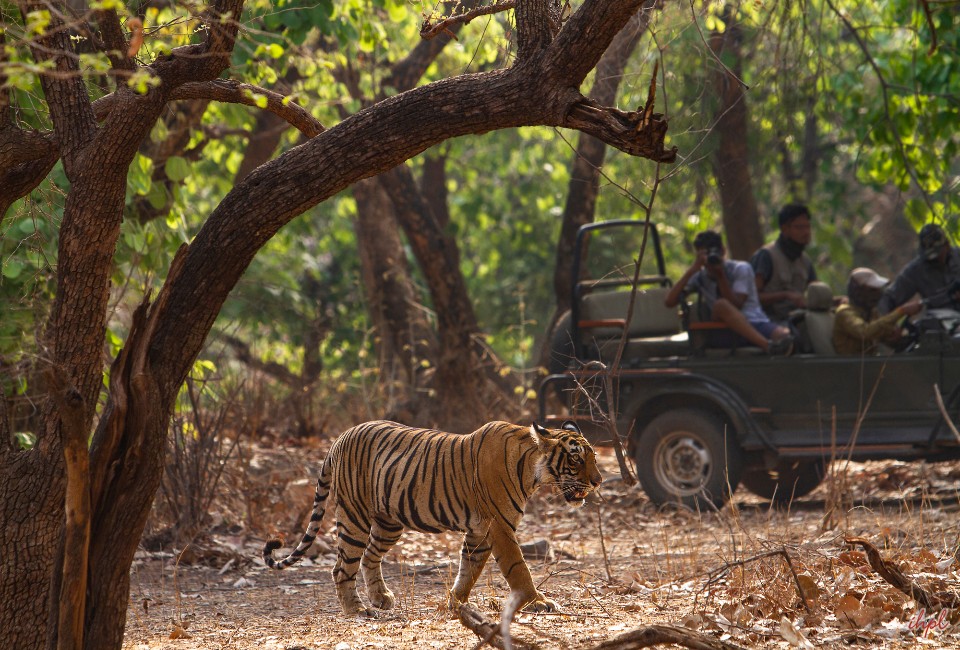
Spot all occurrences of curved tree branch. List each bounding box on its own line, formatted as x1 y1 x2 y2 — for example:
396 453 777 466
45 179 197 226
171 80 325 137
17 0 98 175
148 41 674 398
550 0 653 83
516 0 556 61
420 1 515 41
92 8 135 71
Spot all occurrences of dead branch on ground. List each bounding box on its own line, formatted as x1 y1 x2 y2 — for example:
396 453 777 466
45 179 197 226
458 602 537 650
591 624 748 650
844 537 960 610
458 602 748 650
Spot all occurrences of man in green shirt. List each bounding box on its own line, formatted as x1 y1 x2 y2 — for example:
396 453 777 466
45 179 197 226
833 268 922 355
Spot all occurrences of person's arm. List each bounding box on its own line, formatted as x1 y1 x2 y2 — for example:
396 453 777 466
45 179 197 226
720 262 755 310
758 288 806 308
750 248 772 292
665 254 705 308
838 299 921 345
877 268 917 315
715 264 748 309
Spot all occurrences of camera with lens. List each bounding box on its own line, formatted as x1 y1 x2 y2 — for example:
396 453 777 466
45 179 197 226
706 248 723 266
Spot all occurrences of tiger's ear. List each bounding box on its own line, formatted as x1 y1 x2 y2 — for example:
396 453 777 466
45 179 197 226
530 422 556 446
560 420 582 434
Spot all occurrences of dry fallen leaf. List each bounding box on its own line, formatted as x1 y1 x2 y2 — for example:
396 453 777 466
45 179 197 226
779 615 813 649
796 574 820 603
169 625 192 640
835 593 886 628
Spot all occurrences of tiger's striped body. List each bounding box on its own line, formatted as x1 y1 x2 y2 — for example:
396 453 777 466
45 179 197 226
262 420 602 616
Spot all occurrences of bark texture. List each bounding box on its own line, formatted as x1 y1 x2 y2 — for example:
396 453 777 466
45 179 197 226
708 5 762 261
353 177 438 414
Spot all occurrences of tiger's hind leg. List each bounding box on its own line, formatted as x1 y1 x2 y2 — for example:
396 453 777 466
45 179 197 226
448 529 493 609
332 505 375 616
361 516 404 610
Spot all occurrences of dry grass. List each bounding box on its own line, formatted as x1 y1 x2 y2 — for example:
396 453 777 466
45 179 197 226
125 444 960 649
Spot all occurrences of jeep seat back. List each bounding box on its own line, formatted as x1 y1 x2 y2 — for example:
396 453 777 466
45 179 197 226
802 281 837 355
578 288 687 359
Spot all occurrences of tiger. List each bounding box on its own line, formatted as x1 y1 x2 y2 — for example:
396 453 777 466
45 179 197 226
262 419 603 617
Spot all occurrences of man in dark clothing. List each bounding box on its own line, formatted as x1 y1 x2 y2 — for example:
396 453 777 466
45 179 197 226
878 223 960 315
750 203 818 324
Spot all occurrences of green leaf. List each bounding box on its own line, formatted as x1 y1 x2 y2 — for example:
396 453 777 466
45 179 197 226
2 261 24 279
14 432 36 450
164 156 190 182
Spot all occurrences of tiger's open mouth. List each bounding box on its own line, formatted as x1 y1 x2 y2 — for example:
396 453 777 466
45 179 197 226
564 487 591 502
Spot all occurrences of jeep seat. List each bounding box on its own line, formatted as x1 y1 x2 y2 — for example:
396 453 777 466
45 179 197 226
578 288 688 360
801 281 837 355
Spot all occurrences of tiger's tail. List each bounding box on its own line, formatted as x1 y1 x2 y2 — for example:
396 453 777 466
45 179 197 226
262 454 333 569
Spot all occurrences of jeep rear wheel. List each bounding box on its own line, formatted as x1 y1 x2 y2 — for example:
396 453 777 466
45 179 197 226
633 409 743 510
741 459 827 505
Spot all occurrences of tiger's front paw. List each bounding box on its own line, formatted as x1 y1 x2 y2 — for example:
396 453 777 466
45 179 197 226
370 587 395 610
523 595 558 613
447 591 466 613
344 605 380 618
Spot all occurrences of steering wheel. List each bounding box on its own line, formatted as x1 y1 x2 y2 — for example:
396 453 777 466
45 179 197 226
900 307 960 352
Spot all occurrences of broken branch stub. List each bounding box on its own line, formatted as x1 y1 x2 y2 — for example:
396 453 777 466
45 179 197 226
564 98 676 163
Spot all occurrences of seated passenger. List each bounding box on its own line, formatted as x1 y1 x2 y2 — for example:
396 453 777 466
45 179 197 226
878 223 960 314
665 230 794 355
834 268 922 355
750 203 818 324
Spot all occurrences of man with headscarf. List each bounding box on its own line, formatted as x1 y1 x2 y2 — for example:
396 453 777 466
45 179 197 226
877 223 960 315
834 268 922 355
750 203 818 324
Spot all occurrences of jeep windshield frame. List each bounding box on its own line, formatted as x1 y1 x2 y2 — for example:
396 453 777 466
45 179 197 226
569 220 668 362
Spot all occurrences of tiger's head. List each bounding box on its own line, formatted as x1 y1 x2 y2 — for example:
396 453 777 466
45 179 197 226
531 421 603 506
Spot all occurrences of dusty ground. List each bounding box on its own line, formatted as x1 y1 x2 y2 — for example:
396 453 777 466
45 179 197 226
124 445 960 649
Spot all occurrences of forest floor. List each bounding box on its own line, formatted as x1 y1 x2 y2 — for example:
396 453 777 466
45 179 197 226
123 442 960 650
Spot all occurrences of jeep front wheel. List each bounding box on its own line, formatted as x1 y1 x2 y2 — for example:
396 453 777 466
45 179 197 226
633 409 743 510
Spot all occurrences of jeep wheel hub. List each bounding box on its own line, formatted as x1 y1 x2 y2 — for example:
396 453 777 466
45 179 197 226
654 432 711 496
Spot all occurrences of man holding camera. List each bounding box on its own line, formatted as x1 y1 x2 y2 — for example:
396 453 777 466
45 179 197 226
665 230 794 354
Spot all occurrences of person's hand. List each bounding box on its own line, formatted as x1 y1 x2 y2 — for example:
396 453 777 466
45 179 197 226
950 279 960 303
898 298 923 317
706 256 725 280
691 250 707 272
789 291 806 308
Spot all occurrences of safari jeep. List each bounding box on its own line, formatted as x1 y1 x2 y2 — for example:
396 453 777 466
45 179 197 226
539 220 960 508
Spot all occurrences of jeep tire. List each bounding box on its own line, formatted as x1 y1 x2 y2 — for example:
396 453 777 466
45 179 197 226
633 409 743 510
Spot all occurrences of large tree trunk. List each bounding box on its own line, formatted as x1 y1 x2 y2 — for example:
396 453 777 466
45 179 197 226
709 4 762 261
0 438 65 650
